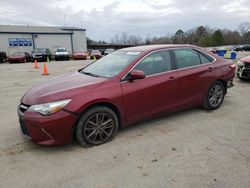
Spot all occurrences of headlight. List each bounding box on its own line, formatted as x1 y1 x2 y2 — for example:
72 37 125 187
237 61 245 66
27 99 71 116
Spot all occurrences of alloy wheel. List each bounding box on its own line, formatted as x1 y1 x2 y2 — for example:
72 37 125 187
83 112 115 145
208 84 224 107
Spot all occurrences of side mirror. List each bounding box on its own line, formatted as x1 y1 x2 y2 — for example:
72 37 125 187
128 70 145 81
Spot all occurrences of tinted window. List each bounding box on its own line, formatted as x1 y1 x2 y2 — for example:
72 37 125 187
199 53 211 64
197 51 214 64
134 50 172 76
174 49 201 68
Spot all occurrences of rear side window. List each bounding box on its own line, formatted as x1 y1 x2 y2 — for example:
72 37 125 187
197 51 214 64
134 50 172 76
174 49 201 69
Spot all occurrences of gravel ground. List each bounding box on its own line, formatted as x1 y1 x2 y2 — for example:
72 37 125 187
0 52 249 188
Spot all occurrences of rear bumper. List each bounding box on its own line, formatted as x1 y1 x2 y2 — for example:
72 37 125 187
17 105 78 146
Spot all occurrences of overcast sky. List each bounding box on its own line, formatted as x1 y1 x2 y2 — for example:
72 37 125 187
1 0 250 41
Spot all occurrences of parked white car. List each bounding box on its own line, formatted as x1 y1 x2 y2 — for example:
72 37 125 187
54 48 70 61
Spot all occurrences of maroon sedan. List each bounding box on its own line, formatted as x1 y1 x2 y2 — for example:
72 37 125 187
73 50 88 60
9 52 30 63
90 50 102 59
18 45 235 147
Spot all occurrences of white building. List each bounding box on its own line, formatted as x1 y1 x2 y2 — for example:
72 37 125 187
0 25 87 55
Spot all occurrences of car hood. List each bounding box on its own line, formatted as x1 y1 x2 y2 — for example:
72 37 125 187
22 72 107 105
32 52 44 55
9 55 24 59
240 56 250 64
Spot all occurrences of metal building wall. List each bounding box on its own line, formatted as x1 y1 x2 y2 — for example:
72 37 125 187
33 34 72 53
0 33 33 55
72 30 87 52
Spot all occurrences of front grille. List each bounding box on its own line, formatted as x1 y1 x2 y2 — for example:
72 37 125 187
19 118 30 136
245 64 250 68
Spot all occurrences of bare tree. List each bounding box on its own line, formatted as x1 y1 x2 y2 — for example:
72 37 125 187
120 32 128 45
238 22 250 36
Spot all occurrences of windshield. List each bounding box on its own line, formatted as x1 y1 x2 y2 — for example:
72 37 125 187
57 48 67 52
81 50 141 77
13 52 25 56
105 49 114 52
92 50 100 53
34 48 46 53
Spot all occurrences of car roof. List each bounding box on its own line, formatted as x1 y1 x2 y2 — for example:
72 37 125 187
120 44 196 52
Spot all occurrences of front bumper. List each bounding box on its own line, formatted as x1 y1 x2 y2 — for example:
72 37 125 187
31 55 47 61
237 66 250 79
17 104 78 146
55 55 69 59
9 58 24 63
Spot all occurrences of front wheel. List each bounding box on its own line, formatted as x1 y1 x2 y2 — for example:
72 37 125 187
203 81 225 110
76 106 119 147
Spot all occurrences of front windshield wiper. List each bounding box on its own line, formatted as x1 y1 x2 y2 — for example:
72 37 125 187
81 71 100 77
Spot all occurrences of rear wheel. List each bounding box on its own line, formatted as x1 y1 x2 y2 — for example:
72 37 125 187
203 81 225 110
76 106 119 147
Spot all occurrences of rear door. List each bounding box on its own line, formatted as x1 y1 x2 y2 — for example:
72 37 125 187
172 48 216 108
121 50 178 123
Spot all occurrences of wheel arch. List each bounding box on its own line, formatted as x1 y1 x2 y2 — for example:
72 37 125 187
216 79 227 91
72 101 122 139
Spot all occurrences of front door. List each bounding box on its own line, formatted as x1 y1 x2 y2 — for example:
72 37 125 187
121 50 177 123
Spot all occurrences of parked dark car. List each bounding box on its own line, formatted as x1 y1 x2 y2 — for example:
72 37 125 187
0 51 7 63
234 45 250 52
90 50 102 59
54 48 70 61
8 52 30 63
18 44 235 147
31 48 51 62
237 55 250 80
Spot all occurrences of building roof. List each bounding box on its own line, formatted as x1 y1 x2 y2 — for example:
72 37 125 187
0 25 86 34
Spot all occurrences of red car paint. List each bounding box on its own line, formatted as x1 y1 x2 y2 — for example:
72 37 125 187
9 52 30 63
18 45 235 145
90 50 102 59
73 51 88 60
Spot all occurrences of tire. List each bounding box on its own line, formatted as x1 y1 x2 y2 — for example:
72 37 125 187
203 81 226 110
2 57 6 63
76 106 119 147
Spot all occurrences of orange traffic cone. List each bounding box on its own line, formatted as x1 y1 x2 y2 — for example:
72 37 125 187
34 59 38 69
42 63 49 75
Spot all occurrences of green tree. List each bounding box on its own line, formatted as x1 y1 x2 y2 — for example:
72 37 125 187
211 30 224 46
173 29 185 44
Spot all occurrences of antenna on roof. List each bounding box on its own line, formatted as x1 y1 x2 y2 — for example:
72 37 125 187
63 14 66 27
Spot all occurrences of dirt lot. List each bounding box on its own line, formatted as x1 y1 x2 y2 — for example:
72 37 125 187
0 53 250 188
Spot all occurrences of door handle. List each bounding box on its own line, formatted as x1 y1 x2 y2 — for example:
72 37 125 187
208 67 214 72
169 76 175 80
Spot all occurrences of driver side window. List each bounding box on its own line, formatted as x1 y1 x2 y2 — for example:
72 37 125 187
133 50 172 76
